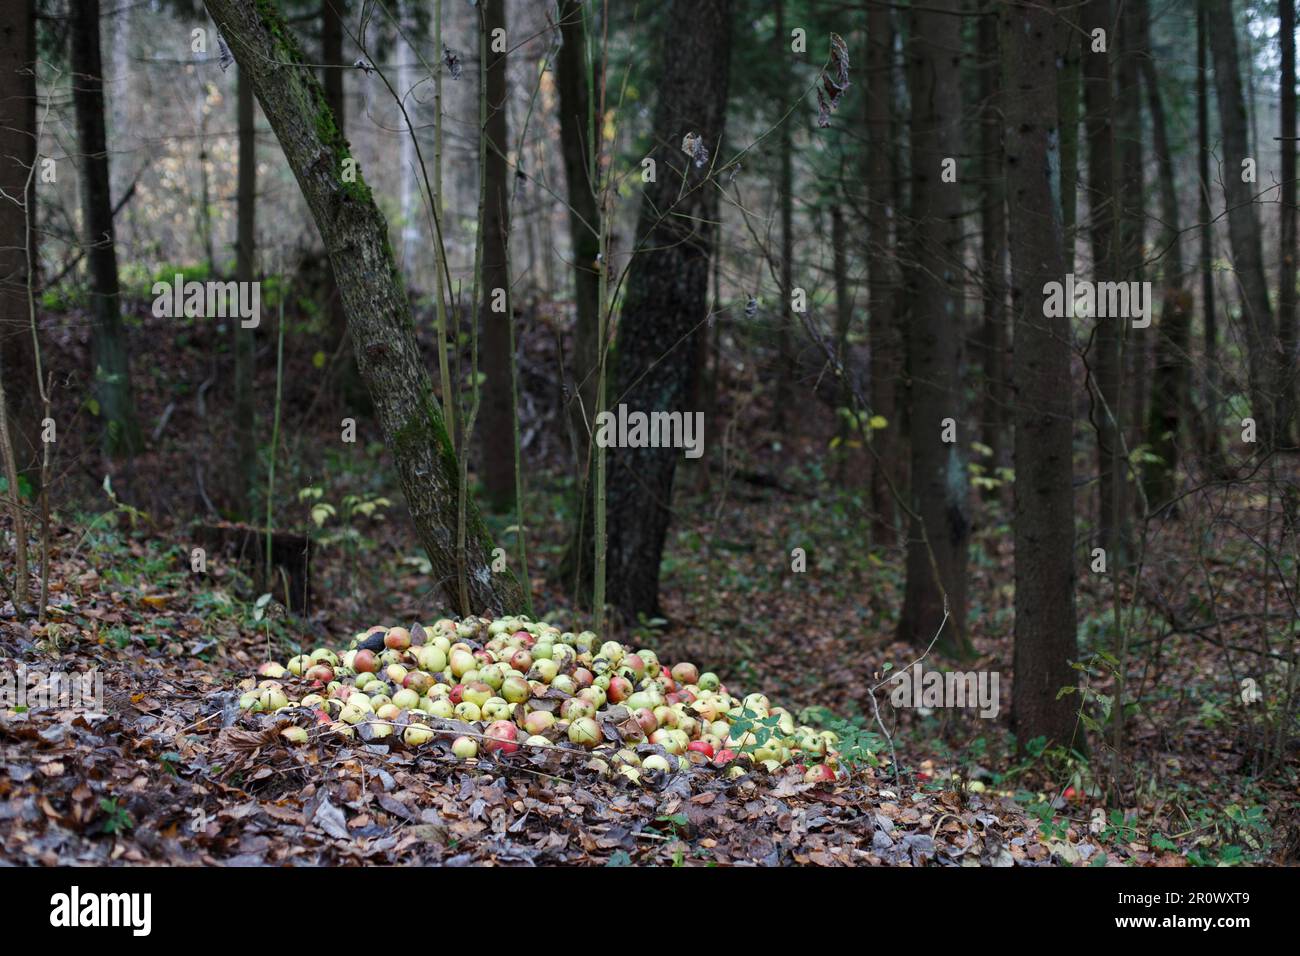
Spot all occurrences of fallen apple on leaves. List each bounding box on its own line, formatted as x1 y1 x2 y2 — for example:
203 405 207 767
244 615 844 785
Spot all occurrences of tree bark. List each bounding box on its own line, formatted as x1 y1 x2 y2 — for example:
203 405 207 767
866 0 900 546
1280 0 1298 440
1001 0 1082 753
602 0 732 621
977 2 1008 503
1197 0 1225 469
1139 0 1192 511
773 0 794 433
1081 0 1126 564
320 0 360 405
70 0 142 460
0 0 40 489
898 0 970 657
234 64 257 515
555 0 600 476
1207 0 1280 445
479 0 515 511
1116 0 1146 466
203 0 524 616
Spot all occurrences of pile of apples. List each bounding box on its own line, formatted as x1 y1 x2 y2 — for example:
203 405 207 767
240 616 841 785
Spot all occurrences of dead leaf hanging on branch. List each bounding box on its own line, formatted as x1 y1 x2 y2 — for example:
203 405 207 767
816 33 850 128
681 132 710 169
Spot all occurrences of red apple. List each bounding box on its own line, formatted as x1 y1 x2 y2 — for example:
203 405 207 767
804 764 836 784
483 720 519 755
687 740 715 759
305 664 334 683
671 662 699 685
714 749 738 766
353 649 377 673
384 627 412 651
607 676 633 704
634 708 658 736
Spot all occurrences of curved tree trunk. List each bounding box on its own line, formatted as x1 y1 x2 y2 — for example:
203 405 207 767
203 0 524 616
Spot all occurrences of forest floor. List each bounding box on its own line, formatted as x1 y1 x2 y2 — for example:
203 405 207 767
0 296 1296 865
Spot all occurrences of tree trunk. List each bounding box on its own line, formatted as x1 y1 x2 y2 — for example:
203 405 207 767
0 0 40 490
479 0 515 512
1207 0 1280 445
898 0 970 657
203 0 524 616
70 0 141 460
1116 0 1146 469
1197 0 1225 469
320 0 360 405
602 0 732 622
773 0 794 434
1057 3 1080 260
1001 0 1081 753
234 65 257 516
866 1 899 547
1281 0 1298 440
555 0 600 478
1081 0 1126 564
1139 0 1191 511
977 2 1008 503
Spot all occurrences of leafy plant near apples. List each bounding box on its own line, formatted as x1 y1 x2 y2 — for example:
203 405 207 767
238 616 843 786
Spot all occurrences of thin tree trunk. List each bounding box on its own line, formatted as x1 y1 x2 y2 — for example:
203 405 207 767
898 0 970 657
1139 0 1191 510
1280 0 1298 440
1002 0 1081 753
320 0 358 404
1207 0 1280 445
831 200 853 480
1057 3 1080 262
866 0 899 546
234 65 257 515
204 0 524 616
480 0 515 511
70 0 141 460
555 0 599 480
1081 0 1126 564
977 2 1008 503
602 0 732 621
773 0 794 434
1198 0 1225 469
0 0 39 490
1116 0 1146 469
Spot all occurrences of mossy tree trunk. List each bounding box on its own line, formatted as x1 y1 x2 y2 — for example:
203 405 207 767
204 0 524 616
